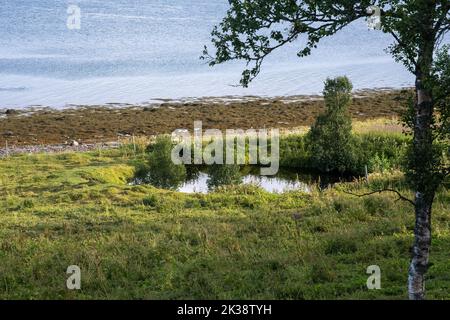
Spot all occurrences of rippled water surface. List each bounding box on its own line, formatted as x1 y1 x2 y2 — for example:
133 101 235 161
0 0 417 108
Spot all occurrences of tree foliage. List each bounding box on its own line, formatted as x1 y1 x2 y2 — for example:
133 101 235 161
403 46 450 191
146 136 187 190
203 0 449 86
307 76 357 173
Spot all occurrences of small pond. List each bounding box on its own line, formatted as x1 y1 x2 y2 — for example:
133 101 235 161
178 167 357 194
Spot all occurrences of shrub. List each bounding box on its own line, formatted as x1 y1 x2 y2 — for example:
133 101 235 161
146 136 186 190
368 153 391 173
357 133 408 173
279 135 311 169
134 161 151 182
307 77 359 174
278 132 408 174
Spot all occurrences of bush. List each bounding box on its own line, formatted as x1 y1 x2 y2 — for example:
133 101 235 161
368 153 391 173
357 133 408 173
278 132 408 174
146 136 187 190
279 135 311 169
307 76 359 174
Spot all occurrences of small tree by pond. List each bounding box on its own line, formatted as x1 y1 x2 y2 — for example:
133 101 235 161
307 76 358 174
146 136 186 190
207 164 242 191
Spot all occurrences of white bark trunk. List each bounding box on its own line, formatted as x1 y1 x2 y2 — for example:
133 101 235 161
408 192 432 300
407 74 435 300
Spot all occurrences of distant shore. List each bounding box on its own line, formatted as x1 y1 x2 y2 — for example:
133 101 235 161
0 88 412 154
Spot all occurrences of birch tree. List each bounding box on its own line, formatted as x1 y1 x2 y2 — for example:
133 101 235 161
203 0 450 299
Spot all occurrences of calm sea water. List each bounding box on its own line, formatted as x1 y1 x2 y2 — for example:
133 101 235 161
0 0 415 108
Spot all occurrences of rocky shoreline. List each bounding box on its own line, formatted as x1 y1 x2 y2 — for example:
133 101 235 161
1 89 412 150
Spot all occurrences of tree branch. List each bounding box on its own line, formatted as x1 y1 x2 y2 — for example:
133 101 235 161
343 188 416 206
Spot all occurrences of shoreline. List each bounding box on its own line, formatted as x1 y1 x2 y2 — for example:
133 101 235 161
0 86 410 114
0 88 412 153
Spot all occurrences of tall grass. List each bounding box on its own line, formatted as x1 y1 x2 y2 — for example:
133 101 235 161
0 150 449 299
280 132 409 174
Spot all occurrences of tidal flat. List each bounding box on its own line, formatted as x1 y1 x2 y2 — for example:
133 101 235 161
1 89 410 148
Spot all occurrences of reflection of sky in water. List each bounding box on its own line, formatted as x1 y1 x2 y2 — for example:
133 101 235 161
0 0 429 107
178 172 311 194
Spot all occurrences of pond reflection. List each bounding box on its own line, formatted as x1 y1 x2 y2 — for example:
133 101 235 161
133 165 357 194
178 167 356 194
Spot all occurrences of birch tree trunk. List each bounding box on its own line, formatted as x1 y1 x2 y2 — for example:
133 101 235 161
407 47 436 299
408 192 434 299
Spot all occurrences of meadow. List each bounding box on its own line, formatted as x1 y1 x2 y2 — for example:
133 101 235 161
0 132 449 300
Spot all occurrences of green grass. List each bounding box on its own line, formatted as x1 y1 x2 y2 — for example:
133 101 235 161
279 132 409 173
0 147 449 300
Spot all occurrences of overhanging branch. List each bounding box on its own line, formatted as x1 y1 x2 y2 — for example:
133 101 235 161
343 188 416 206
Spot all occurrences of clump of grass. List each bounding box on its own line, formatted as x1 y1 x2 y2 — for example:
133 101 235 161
142 195 158 207
21 199 34 209
79 165 135 184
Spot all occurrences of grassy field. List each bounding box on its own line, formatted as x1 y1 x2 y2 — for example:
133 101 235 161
0 142 449 300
